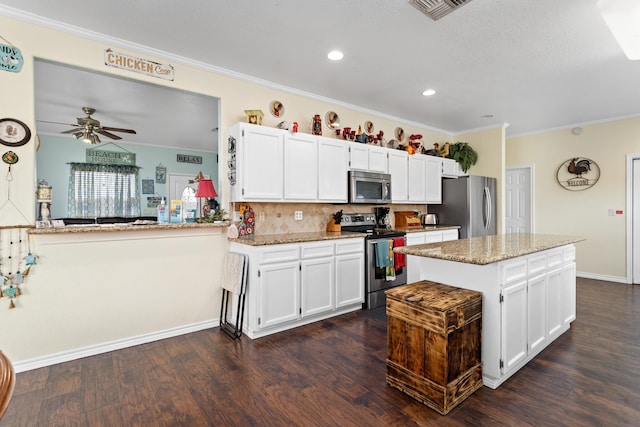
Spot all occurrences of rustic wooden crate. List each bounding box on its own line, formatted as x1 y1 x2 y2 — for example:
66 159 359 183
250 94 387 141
385 280 483 415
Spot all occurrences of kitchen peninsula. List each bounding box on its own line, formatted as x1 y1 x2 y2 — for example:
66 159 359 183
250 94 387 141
394 233 585 389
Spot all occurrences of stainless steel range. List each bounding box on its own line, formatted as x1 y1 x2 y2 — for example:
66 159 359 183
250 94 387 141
341 213 407 310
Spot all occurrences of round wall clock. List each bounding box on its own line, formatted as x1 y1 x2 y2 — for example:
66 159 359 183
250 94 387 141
0 118 31 147
556 157 600 191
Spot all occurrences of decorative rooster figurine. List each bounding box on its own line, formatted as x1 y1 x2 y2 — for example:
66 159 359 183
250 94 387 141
567 158 591 177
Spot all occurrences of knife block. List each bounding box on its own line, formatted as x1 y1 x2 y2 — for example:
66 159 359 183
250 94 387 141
326 218 341 232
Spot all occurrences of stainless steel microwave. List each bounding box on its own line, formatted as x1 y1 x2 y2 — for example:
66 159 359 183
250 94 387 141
348 170 392 204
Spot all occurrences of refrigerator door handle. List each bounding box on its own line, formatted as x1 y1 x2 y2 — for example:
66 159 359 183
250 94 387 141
483 186 492 230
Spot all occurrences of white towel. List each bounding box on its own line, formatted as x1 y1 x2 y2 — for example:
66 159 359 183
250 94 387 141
220 252 247 294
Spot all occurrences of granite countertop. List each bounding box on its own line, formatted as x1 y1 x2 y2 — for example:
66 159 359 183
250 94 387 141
230 231 367 246
29 221 231 234
396 225 461 233
395 233 586 265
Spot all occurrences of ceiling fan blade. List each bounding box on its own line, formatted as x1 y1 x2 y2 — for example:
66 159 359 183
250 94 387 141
95 129 123 140
36 120 80 127
61 128 81 134
101 126 137 134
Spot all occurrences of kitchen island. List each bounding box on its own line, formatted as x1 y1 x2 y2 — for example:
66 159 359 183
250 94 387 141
394 233 585 389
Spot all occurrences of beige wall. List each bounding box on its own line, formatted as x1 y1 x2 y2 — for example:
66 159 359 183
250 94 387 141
506 118 639 281
0 14 453 367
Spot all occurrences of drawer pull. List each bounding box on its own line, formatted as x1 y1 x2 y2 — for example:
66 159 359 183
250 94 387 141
404 294 424 303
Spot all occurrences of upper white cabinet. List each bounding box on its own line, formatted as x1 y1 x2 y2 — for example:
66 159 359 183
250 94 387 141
349 144 388 173
230 123 284 201
442 157 468 178
318 139 349 202
408 154 427 203
368 146 388 173
284 132 318 200
388 150 409 203
348 144 369 171
230 123 347 203
425 155 443 204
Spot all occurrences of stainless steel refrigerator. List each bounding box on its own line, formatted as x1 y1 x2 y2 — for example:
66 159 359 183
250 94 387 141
429 175 497 239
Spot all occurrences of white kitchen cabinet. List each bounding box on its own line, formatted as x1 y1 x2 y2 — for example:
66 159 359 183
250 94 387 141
335 254 364 308
335 239 365 308
501 280 528 375
230 237 364 338
230 123 284 201
560 261 576 327
318 138 349 202
527 273 547 353
284 132 318 200
349 144 388 173
442 157 468 178
259 260 300 328
408 154 427 203
546 267 563 338
388 150 409 203
368 146 388 173
301 256 334 317
349 144 369 170
425 155 443 204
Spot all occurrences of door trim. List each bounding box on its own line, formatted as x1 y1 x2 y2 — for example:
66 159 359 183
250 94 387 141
626 154 640 284
505 164 535 234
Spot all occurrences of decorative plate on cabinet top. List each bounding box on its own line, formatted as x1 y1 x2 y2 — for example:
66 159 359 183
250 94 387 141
269 100 284 118
364 120 374 134
325 111 340 129
395 127 405 142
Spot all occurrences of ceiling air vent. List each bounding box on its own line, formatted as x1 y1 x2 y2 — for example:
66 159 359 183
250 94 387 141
409 0 473 20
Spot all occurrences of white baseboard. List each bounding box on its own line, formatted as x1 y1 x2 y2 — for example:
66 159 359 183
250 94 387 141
13 318 219 373
577 271 629 284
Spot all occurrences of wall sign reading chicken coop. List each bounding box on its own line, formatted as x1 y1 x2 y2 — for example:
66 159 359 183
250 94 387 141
556 157 600 191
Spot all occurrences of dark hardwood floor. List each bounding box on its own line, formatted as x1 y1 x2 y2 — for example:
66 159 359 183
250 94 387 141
1 277 639 426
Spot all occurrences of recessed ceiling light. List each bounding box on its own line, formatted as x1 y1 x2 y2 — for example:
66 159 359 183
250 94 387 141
422 89 436 96
327 50 344 61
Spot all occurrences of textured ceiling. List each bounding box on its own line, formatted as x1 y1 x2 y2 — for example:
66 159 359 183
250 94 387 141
2 0 640 150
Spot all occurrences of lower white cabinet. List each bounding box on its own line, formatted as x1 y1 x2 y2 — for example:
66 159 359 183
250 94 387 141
259 260 300 328
230 238 364 338
499 246 576 380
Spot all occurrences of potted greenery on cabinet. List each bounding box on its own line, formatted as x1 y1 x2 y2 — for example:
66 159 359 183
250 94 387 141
447 142 478 173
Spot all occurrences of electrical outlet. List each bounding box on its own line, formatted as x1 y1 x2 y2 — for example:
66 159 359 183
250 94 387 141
233 211 242 222
294 211 303 220
259 212 265 221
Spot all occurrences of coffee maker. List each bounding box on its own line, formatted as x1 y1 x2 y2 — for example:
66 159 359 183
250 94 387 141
374 207 391 229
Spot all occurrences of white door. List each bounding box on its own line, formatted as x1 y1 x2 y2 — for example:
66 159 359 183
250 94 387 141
505 166 533 234
168 172 199 220
634 159 640 284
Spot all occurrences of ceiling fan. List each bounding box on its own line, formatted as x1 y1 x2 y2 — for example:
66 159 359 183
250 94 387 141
39 106 137 144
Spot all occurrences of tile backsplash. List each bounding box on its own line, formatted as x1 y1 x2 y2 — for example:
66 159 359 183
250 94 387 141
231 202 426 235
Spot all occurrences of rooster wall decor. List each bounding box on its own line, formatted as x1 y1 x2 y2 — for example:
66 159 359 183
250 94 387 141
556 157 600 191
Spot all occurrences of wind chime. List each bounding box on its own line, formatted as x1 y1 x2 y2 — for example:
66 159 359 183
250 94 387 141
0 226 37 309
0 120 39 308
